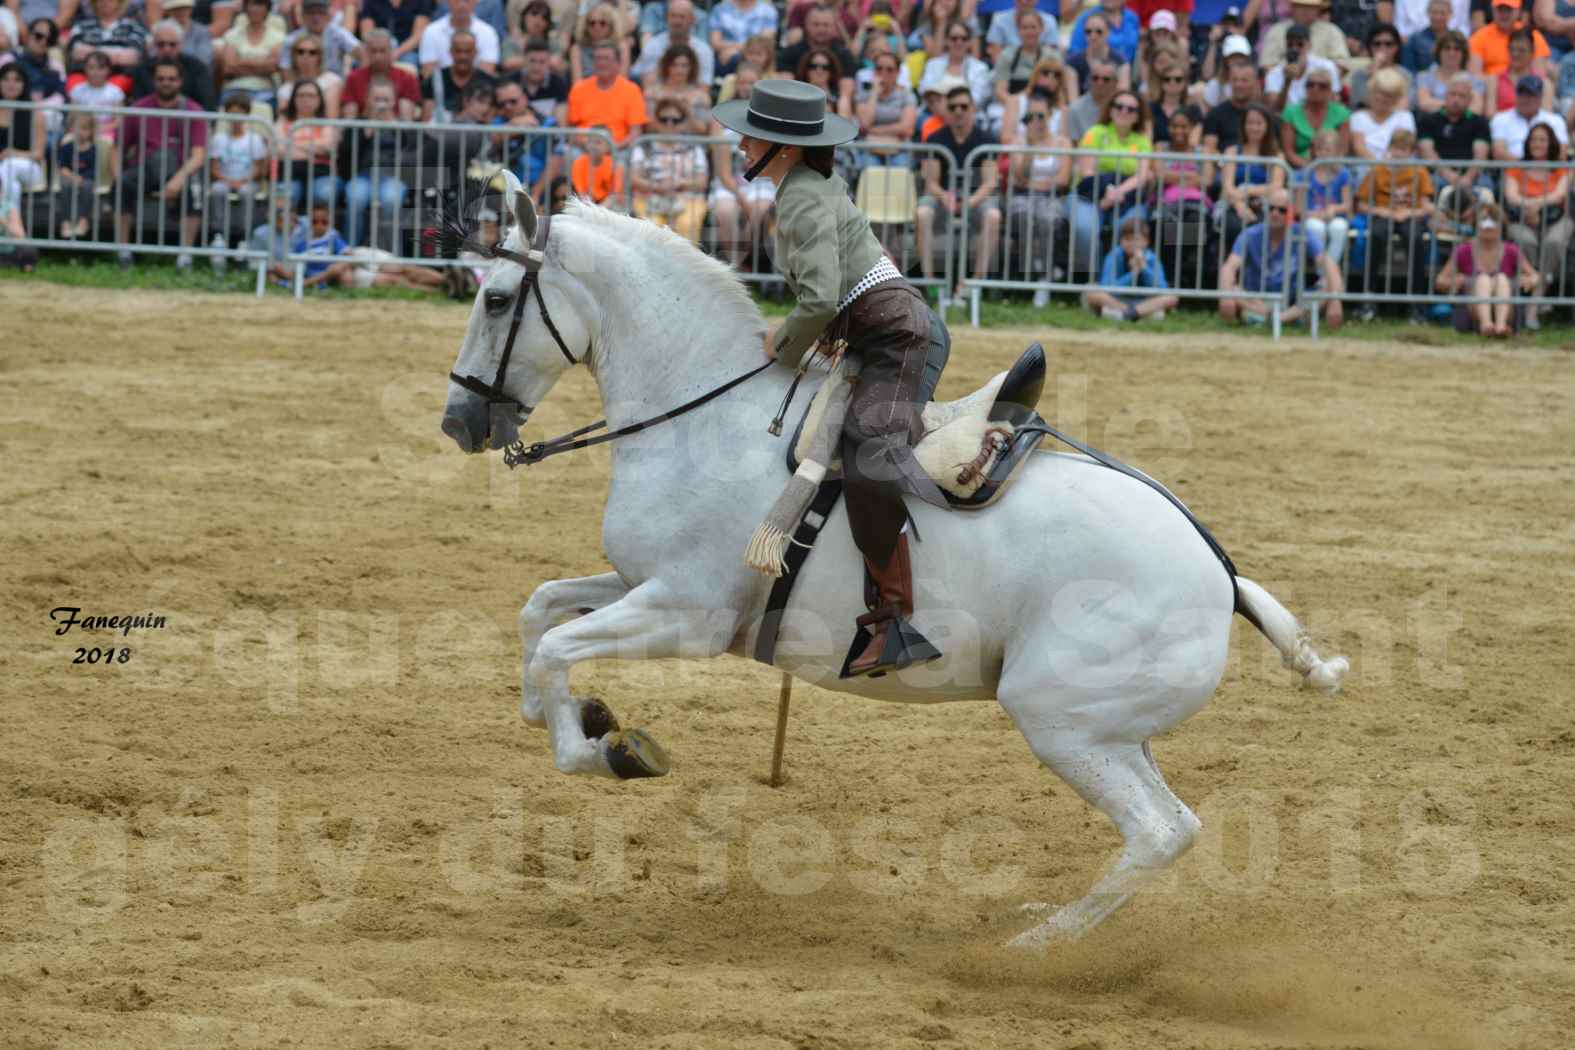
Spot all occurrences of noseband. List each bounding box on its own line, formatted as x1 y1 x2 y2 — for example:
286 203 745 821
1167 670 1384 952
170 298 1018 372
447 211 583 448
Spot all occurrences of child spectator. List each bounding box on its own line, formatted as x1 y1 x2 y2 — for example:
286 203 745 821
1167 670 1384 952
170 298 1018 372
70 51 125 140
257 196 305 286
295 199 350 288
1301 128 1353 264
569 125 626 205
1152 104 1211 216
55 111 109 240
1356 128 1434 314
1082 215 1180 321
208 92 270 243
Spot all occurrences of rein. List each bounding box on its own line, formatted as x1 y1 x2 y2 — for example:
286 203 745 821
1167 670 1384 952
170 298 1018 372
437 202 775 470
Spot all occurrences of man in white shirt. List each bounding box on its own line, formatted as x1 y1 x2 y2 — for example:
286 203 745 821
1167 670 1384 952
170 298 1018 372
1490 74 1570 157
632 0 716 86
419 0 500 77
1264 24 1342 107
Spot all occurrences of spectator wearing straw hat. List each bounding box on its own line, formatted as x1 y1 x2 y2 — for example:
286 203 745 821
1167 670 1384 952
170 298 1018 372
161 0 214 68
1257 0 1350 71
132 17 216 110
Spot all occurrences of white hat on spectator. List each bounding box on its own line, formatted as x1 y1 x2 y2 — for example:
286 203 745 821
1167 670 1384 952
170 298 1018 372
933 74 971 96
163 0 194 8
1149 10 1177 32
1222 34 1252 58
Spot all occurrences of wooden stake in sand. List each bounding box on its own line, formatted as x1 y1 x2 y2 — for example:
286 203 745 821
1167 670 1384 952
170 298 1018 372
769 672 792 787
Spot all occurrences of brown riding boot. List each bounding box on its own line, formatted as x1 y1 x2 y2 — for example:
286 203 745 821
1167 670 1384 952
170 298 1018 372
840 534 942 679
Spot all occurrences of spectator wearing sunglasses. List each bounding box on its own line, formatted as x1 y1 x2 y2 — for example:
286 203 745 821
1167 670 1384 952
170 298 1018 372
797 47 855 120
630 98 709 241
915 82 1003 300
1066 56 1121 145
16 20 67 102
1067 13 1131 98
1070 88 1153 274
1070 0 1140 63
631 0 713 86
1265 23 1343 111
1219 186 1345 328
1348 23 1416 110
779 4 856 99
985 0 1059 64
919 22 992 110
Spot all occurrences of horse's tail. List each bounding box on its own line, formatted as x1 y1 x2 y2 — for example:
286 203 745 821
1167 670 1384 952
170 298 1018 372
1234 576 1350 696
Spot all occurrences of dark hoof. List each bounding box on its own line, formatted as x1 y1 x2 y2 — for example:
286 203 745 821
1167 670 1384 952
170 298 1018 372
604 729 670 780
578 697 620 739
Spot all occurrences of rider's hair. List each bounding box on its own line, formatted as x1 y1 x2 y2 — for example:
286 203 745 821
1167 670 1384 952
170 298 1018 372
802 145 835 178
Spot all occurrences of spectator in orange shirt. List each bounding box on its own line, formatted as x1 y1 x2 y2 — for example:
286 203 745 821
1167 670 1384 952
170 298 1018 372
570 125 627 205
916 82 946 140
1356 128 1435 314
1469 0 1550 79
567 42 647 144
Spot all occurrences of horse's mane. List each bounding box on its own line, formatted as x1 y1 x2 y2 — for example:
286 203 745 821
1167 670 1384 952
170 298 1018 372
554 197 764 338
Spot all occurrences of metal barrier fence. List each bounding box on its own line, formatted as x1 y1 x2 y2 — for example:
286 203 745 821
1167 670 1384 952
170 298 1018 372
0 101 279 292
958 145 1303 334
1298 154 1575 337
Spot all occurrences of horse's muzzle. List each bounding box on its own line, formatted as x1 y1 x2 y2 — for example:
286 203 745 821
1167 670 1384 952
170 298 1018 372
442 393 525 454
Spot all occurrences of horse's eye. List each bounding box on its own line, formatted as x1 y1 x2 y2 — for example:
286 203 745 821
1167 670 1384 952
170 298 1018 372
484 289 512 313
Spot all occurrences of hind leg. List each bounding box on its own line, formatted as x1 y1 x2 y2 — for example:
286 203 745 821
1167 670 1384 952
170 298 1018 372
1008 733 1200 947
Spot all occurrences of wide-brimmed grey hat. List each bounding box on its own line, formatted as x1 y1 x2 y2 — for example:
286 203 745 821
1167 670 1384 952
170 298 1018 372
713 79 859 147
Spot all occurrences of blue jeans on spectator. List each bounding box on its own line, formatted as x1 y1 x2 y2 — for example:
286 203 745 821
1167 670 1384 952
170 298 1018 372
284 172 342 211
1070 198 1146 274
345 174 408 247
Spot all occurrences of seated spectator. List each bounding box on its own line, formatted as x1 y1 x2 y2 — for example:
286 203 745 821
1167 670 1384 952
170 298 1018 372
1066 57 1120 145
709 0 778 76
1002 54 1067 144
1301 127 1353 264
518 37 569 122
566 41 645 143
343 28 420 119
1146 50 1191 146
629 98 708 241
905 0 977 60
275 78 340 208
1421 71 1493 193
1470 0 1549 80
219 0 287 106
993 9 1053 110
259 197 304 285
1418 30 1488 113
1348 23 1415 110
359 0 433 65
1503 119 1572 303
56 111 108 239
1356 128 1435 313
1194 35 1249 111
915 83 1002 299
420 0 500 77
1265 24 1343 113
1401 0 1459 73
70 51 125 140
1350 68 1417 160
708 64 774 267
1258 0 1351 72
547 172 571 213
798 47 855 119
67 0 147 84
1218 187 1345 327
427 80 498 183
914 81 944 139
1067 14 1131 94
1070 87 1152 274
0 62 44 203
571 2 629 80
491 77 562 203
1136 11 1183 96
645 43 712 133
633 0 714 86
1493 28 1556 110
718 32 780 101
1433 202 1539 334
279 32 343 116
1280 64 1350 168
503 2 567 77
986 0 1056 63
569 125 625 204
1069 0 1139 65
16 20 68 105
1005 85 1072 307
133 19 217 111
208 92 270 238
339 79 417 246
114 59 208 270
284 0 361 79
781 4 856 98
292 200 349 288
1490 72 1569 156
852 32 908 97
854 47 917 167
1219 103 1287 253
637 0 708 53
421 31 495 122
1538 0 1575 63
920 20 991 109
162 0 216 71
1083 215 1180 320
1202 60 1259 154
1152 104 1212 221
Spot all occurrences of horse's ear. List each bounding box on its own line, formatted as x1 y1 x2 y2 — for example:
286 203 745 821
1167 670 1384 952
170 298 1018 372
508 174 539 247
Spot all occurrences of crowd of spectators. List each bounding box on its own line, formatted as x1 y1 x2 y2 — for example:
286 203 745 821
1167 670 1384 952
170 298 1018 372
1 0 1573 330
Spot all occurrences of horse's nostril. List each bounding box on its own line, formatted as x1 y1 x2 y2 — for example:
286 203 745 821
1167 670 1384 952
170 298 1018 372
442 413 475 451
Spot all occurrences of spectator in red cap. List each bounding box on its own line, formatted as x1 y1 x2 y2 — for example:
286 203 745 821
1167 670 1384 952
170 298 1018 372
1470 0 1550 78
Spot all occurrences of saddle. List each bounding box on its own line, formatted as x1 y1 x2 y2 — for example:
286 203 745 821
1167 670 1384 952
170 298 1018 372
785 343 1049 508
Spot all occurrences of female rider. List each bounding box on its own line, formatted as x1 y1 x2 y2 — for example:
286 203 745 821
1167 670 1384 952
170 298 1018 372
715 78 948 679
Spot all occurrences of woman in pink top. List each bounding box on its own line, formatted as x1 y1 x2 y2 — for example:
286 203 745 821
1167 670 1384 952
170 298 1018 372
275 78 342 207
1433 203 1541 336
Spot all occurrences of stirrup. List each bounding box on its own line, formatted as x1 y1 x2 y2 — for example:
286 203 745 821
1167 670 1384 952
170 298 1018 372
838 616 942 679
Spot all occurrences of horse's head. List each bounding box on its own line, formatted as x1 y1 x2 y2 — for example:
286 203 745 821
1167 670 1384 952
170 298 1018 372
441 171 592 455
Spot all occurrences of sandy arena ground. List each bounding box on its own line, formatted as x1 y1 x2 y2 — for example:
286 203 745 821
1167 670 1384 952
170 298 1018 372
2 283 1573 1049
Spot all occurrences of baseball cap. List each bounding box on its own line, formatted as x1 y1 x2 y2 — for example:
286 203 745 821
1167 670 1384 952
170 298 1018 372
1290 0 1323 7
1286 23 1310 40
1222 34 1251 58
1516 74 1544 95
1222 5 1242 20
162 0 194 9
1149 10 1177 32
933 74 970 96
302 0 329 9
1491 0 1519 7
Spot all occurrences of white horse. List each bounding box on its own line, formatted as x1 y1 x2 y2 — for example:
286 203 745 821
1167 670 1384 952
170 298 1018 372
439 178 1349 946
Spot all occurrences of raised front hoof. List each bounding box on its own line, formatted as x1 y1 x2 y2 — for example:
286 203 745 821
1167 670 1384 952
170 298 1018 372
604 729 670 780
577 697 620 739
